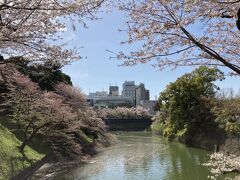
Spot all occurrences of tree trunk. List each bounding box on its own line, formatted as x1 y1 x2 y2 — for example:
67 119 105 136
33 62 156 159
19 131 36 153
19 123 49 153
19 139 29 153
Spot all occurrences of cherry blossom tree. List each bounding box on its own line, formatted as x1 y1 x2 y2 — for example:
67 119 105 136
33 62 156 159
54 83 108 150
41 91 84 158
0 63 75 153
116 0 240 75
6 68 47 152
42 91 76 126
1 63 110 158
0 0 105 65
203 152 240 179
54 83 107 132
97 107 151 120
6 76 79 155
55 83 86 111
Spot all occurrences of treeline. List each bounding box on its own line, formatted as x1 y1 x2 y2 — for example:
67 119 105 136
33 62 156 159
151 66 240 179
0 59 110 160
152 66 239 141
97 107 151 120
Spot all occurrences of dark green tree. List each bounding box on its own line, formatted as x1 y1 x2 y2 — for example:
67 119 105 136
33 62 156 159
7 57 72 91
153 66 225 141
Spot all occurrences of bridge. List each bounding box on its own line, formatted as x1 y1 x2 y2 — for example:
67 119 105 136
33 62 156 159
105 118 152 131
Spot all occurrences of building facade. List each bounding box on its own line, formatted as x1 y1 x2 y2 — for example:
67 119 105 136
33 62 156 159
88 91 108 99
94 96 134 108
87 91 108 106
87 81 151 108
109 86 119 96
135 83 150 106
122 81 137 103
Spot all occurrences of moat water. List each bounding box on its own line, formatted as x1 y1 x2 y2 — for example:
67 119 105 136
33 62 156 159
58 132 228 180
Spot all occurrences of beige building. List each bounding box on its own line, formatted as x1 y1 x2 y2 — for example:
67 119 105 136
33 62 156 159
109 86 119 96
135 83 150 106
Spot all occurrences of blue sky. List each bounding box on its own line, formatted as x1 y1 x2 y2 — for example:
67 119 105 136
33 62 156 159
62 10 240 100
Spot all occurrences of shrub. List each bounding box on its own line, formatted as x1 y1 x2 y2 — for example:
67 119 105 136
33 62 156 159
151 122 165 135
225 122 240 136
162 121 177 139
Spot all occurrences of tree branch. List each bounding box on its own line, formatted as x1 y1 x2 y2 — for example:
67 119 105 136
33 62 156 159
180 26 240 75
218 0 240 4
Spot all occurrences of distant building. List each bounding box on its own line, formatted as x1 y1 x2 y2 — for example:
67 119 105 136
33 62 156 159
88 91 108 99
94 96 134 109
122 81 137 103
88 91 108 106
135 83 150 106
139 100 157 115
109 86 119 96
87 81 151 108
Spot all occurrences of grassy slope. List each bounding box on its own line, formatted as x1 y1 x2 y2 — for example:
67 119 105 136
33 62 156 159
0 123 44 180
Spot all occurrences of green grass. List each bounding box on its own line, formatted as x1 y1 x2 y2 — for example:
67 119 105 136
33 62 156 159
0 123 44 180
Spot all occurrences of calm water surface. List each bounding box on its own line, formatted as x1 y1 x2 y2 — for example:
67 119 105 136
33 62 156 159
59 132 227 180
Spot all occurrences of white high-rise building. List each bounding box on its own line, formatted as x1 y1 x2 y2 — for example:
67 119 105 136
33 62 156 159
122 81 136 102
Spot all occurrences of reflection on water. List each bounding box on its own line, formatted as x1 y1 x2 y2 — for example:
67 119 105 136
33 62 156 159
58 132 225 180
